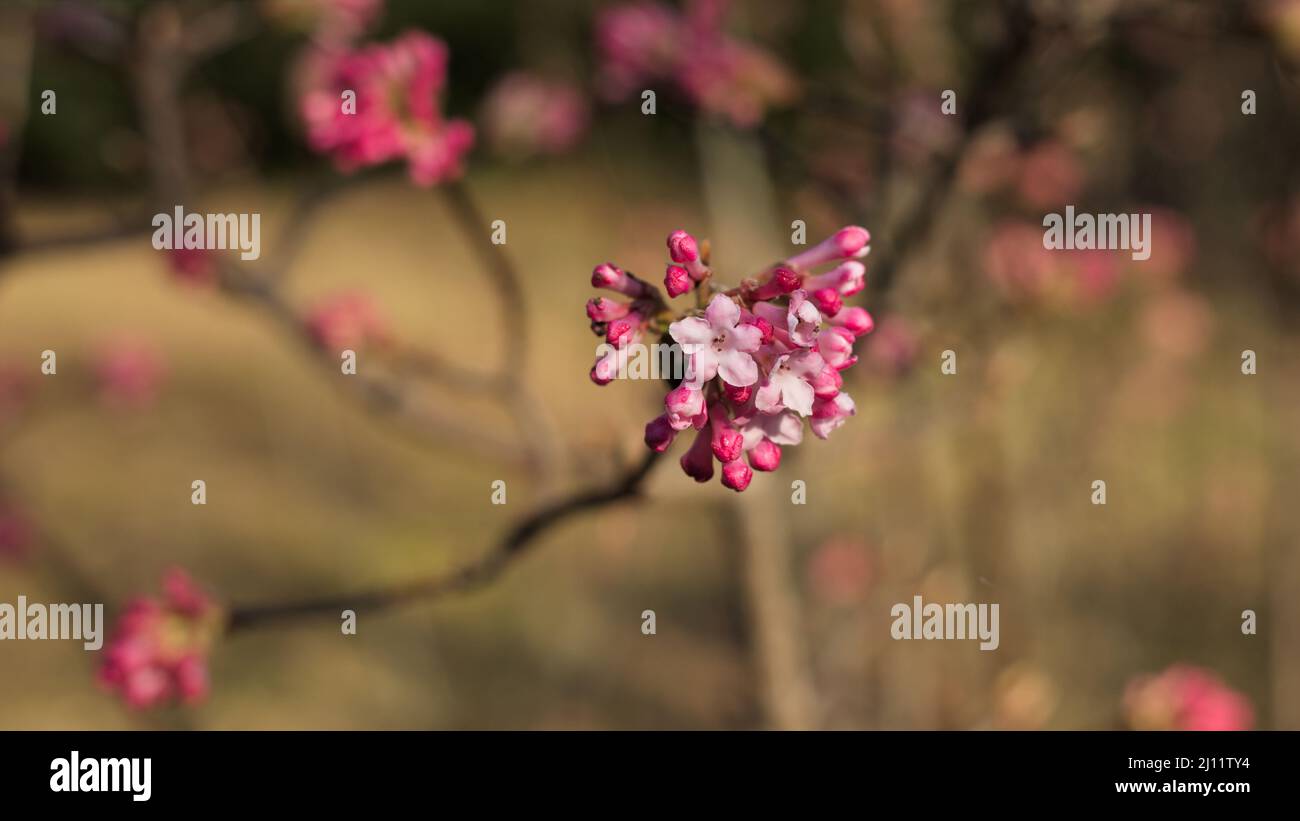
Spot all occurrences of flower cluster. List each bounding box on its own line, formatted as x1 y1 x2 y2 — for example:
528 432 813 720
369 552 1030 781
300 30 475 186
1123 664 1254 731
97 569 222 710
587 226 873 491
595 0 798 127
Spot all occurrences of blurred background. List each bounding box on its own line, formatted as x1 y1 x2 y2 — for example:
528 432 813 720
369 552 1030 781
0 0 1298 729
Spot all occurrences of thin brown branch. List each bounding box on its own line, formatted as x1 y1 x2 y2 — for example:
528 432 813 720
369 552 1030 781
225 448 662 631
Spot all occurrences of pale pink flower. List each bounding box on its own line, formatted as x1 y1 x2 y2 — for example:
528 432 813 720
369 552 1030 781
755 350 823 416
810 392 855 439
97 569 221 710
669 293 762 388
785 289 822 347
740 409 804 447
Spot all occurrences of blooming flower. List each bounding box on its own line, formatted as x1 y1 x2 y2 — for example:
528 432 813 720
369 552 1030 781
669 293 762 388
1123 665 1254 731
97 569 222 710
755 350 822 416
587 225 873 491
300 30 474 186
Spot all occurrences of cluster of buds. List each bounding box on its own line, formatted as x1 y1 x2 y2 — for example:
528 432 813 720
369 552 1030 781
587 225 873 491
97 569 223 710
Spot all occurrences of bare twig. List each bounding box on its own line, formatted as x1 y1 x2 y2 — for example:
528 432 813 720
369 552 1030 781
226 448 662 631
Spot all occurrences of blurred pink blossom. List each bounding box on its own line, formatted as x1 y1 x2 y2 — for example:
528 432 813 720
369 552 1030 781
165 246 219 287
0 362 33 425
595 0 797 127
94 340 166 409
0 500 34 562
864 315 920 376
807 537 874 605
480 73 590 159
1015 140 1085 209
97 568 221 710
300 30 474 186
305 291 388 350
1124 665 1254 731
983 220 1122 307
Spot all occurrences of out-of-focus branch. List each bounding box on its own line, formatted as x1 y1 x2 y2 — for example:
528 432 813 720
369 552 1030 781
225 448 662 631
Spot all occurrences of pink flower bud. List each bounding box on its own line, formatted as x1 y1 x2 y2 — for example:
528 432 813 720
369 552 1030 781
645 414 678 452
810 288 842 317
785 225 871 270
680 426 715 482
748 439 782 471
664 264 692 297
586 297 632 322
667 229 699 263
752 266 801 301
809 363 842 400
810 392 856 439
805 261 866 296
709 404 743 463
665 384 707 431
743 314 775 345
831 306 875 337
591 262 650 297
667 229 709 280
721 459 753 491
590 348 621 385
816 326 858 370
606 316 640 348
725 382 752 405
